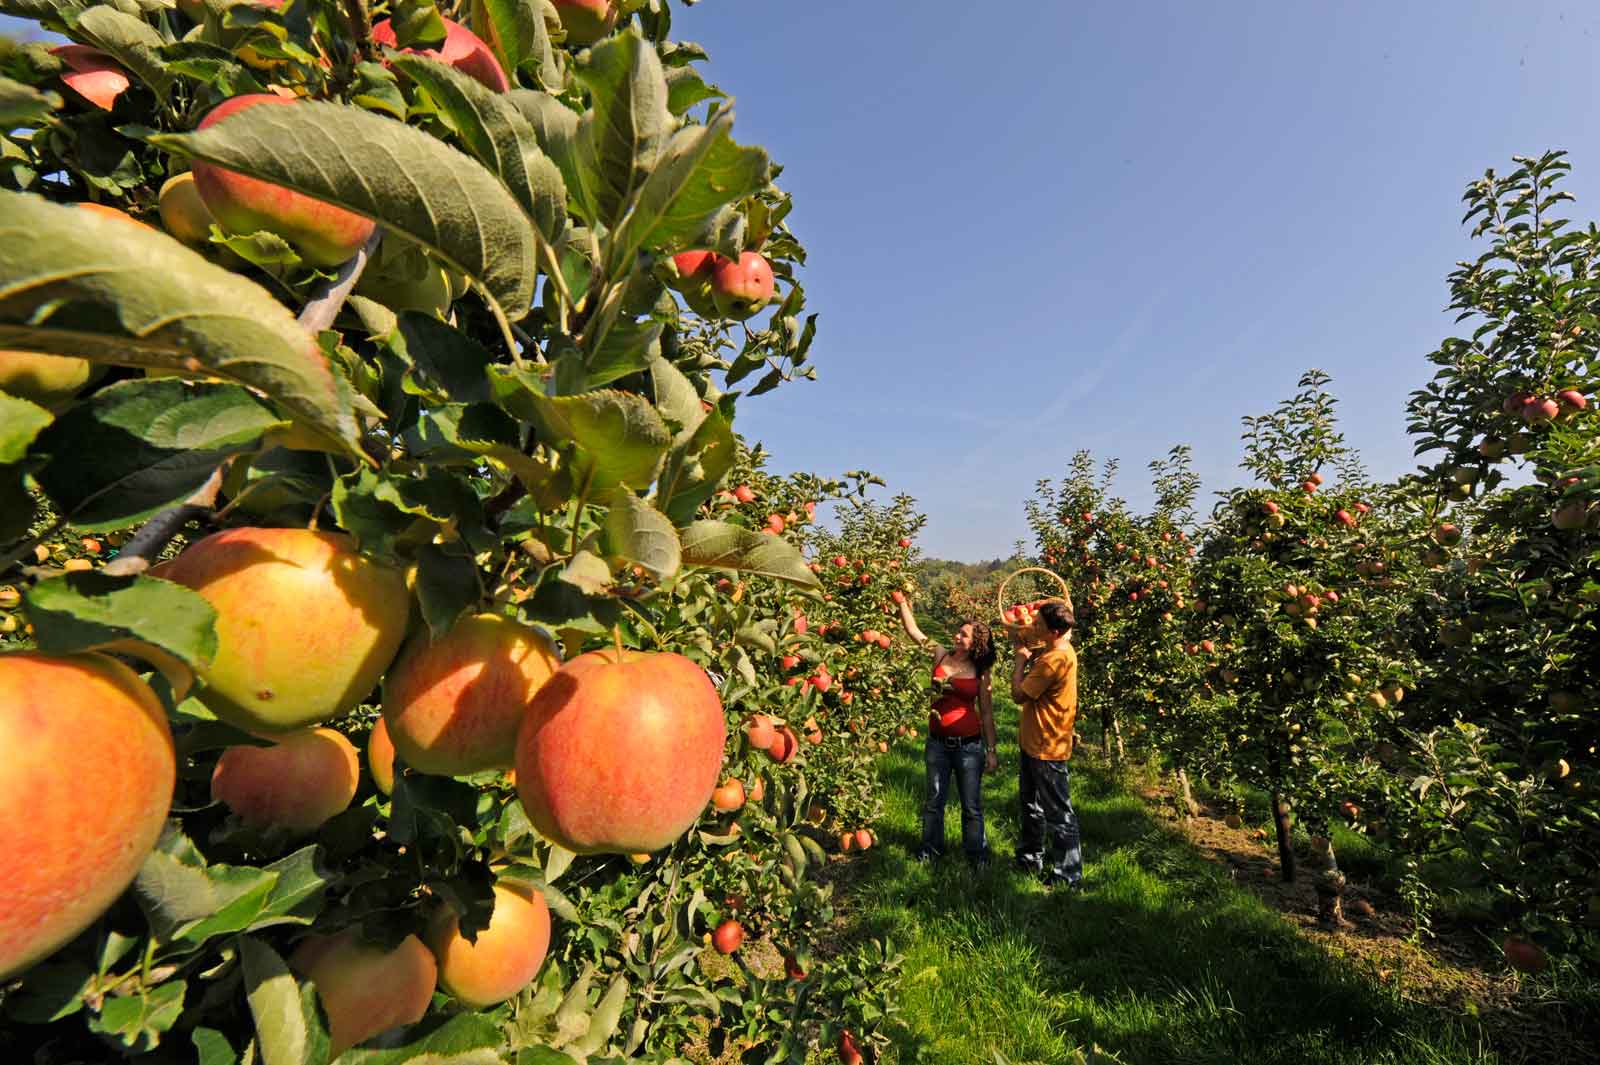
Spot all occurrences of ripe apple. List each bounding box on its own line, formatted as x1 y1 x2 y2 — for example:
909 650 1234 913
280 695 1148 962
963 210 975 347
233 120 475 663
551 0 619 46
1522 397 1560 424
1335 509 1356 528
892 590 906 604
1502 936 1548 974
839 1029 864 1065
1 653 174 979
854 828 874 851
157 171 219 247
899 537 912 548
1308 472 1325 486
1339 800 1360 820
0 350 101 408
768 725 799 764
712 918 744 954
1478 437 1507 460
711 779 745 812
710 251 776 319
780 654 801 671
162 528 409 732
290 930 437 1056
1301 481 1318 493
428 882 551 1008
515 649 726 854
1262 501 1280 515
1433 523 1463 547
371 18 509 92
382 614 559 776
367 717 397 796
1502 390 1534 414
766 513 786 534
733 484 756 503
192 95 377 267
1552 502 1590 531
1557 389 1588 413
211 727 360 832
1223 814 1243 829
747 776 765 803
51 45 129 111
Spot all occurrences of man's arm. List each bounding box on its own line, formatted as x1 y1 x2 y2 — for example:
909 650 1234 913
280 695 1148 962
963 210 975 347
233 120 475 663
1009 647 1032 703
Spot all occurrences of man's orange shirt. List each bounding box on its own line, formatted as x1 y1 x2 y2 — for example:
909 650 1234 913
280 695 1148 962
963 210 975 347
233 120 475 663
1018 643 1079 761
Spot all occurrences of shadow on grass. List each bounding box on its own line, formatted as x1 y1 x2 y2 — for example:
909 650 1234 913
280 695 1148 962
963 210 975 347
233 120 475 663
842 711 1502 1065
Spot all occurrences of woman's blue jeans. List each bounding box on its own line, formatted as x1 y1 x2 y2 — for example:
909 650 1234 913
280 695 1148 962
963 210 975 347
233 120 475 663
921 734 989 864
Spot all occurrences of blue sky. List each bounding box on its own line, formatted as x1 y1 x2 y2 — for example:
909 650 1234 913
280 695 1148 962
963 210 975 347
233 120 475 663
682 0 1600 558
8 3 1600 559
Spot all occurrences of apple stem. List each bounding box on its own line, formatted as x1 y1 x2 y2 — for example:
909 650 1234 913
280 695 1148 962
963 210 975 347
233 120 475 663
611 624 626 662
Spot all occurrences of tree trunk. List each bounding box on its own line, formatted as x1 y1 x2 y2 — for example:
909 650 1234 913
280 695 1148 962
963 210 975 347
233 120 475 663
1312 836 1351 928
1270 789 1296 883
1100 704 1114 756
1176 769 1200 818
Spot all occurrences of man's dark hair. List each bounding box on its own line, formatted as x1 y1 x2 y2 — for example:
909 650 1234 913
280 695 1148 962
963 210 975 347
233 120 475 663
1037 598 1075 634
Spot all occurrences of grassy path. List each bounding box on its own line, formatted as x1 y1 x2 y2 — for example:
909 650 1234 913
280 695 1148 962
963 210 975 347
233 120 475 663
842 692 1498 1065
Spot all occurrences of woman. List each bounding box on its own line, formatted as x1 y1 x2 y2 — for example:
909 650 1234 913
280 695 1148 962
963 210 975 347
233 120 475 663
896 595 999 868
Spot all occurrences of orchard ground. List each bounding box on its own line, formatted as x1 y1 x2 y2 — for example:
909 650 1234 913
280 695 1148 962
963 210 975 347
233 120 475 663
822 689 1599 1065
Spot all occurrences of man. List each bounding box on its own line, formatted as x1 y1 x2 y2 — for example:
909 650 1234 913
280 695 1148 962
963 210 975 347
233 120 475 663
1008 598 1084 890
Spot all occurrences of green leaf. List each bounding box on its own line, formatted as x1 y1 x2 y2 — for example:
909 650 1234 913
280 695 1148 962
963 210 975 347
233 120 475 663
508 89 584 215
192 1028 239 1065
390 55 568 247
569 973 628 1057
664 65 725 115
391 311 496 404
607 109 769 275
0 75 60 125
74 4 174 99
87 977 186 1052
415 542 483 638
239 935 329 1065
0 392 50 463
603 491 679 580
135 826 276 945
679 520 820 589
586 316 660 387
3 957 94 1023
339 1012 507 1063
0 193 362 454
24 571 218 682
659 406 734 525
527 388 670 492
0 464 33 542
32 378 283 529
560 548 613 594
469 0 540 86
572 29 674 225
150 100 538 320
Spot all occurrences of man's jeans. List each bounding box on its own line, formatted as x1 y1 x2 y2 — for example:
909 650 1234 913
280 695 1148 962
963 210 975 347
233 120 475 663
1017 753 1083 883
921 735 988 864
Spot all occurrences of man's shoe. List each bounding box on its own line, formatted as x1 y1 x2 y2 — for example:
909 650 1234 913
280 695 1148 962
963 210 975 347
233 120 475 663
1013 855 1043 876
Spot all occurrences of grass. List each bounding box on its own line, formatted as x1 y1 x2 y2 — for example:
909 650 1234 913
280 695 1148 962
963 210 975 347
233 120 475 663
839 690 1505 1065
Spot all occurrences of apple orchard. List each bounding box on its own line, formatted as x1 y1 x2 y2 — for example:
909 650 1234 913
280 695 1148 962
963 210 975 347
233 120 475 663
0 2 1598 1063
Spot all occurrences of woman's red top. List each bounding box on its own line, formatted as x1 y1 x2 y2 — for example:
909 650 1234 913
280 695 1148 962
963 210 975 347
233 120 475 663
929 657 981 738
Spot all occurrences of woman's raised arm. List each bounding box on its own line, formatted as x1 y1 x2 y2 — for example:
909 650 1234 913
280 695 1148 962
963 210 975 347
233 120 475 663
896 594 931 647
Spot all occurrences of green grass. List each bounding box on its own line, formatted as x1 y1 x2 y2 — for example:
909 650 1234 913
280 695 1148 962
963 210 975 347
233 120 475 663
843 692 1503 1065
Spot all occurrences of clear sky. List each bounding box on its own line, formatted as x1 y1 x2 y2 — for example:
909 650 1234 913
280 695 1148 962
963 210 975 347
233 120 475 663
8 3 1600 559
680 0 1600 558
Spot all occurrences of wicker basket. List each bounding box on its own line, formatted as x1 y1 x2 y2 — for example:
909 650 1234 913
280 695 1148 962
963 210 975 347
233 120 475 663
994 567 1074 643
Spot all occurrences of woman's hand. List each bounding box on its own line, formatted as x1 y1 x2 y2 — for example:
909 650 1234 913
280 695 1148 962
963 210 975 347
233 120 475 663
985 749 999 773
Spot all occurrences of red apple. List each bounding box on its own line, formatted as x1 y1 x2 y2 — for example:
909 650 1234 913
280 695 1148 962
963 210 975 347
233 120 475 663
551 0 619 46
1335 509 1356 528
1433 523 1463 547
711 779 745 812
211 727 360 832
161 528 409 732
899 537 912 548
768 725 799 764
1502 936 1548 974
1552 502 1590 531
1523 397 1560 424
51 45 129 111
290 931 436 1056
192 95 378 267
371 18 509 92
1557 389 1588 413
710 251 776 319
838 1028 864 1065
733 483 756 504
745 715 777 749
712 918 744 954
1 653 174 980
427 881 550 1008
382 614 559 776
515 649 726 854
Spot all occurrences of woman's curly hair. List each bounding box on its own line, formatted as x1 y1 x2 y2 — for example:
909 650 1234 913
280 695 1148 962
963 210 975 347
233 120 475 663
961 619 997 677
